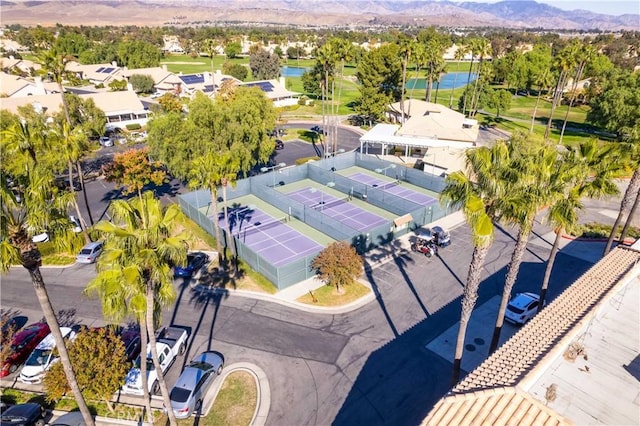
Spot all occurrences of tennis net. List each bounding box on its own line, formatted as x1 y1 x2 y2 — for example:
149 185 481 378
313 196 351 210
236 216 288 237
378 180 401 191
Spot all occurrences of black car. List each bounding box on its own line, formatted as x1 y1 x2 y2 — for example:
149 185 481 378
275 139 284 150
0 403 46 426
174 252 209 278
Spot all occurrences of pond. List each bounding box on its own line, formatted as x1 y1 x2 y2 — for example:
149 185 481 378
406 72 477 90
281 66 310 78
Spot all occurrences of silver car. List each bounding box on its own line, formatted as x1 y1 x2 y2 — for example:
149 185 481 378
169 351 224 419
76 241 103 264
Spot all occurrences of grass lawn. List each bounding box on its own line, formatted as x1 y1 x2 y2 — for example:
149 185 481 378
297 280 371 306
201 370 257 426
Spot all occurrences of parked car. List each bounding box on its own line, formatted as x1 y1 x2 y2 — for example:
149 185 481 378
0 322 50 377
122 326 188 395
275 139 284 150
169 351 224 419
68 215 82 233
174 252 209 278
0 402 46 426
119 329 142 363
48 411 89 426
76 241 103 264
505 292 540 325
19 327 76 384
99 136 113 147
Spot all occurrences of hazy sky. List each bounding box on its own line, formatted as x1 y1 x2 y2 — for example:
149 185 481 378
479 0 640 15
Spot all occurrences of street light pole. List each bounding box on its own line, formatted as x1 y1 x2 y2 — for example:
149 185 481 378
260 162 286 187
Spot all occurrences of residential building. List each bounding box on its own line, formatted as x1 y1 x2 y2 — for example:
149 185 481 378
0 73 49 97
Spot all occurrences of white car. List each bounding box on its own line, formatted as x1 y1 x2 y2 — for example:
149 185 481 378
505 292 540 325
19 327 76 384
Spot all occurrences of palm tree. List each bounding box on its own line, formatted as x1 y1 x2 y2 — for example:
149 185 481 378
86 192 187 426
330 38 354 154
36 46 74 126
462 38 478 116
53 120 91 243
530 68 554 133
219 149 242 260
440 141 513 384
604 144 640 255
541 140 621 310
397 34 415 123
544 41 580 140
449 43 469 109
0 122 94 426
190 151 225 262
316 42 338 155
559 44 596 144
203 38 219 94
468 38 492 117
488 137 558 353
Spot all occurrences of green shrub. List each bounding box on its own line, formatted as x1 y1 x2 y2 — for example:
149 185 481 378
126 123 141 131
295 156 320 165
571 222 640 239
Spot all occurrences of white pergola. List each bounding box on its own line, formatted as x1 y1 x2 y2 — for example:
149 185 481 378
359 124 475 157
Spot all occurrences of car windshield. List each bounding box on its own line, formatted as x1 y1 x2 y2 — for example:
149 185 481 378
26 348 51 366
169 386 191 403
80 249 92 255
188 361 212 371
507 305 525 315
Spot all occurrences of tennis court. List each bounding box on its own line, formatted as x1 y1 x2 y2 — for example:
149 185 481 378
216 206 323 267
347 172 438 206
287 187 388 232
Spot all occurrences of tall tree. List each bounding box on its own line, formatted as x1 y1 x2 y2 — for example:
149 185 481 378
417 29 449 103
544 40 580 140
449 43 469 109
102 148 167 201
0 120 94 426
604 144 640 255
540 140 621 309
558 44 596 144
396 33 415 123
86 192 187 426
440 141 513 384
488 136 557 353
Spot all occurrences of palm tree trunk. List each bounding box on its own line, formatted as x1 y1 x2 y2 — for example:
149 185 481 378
559 64 585 144
24 260 94 426
538 227 563 313
221 182 235 259
489 224 531 354
138 315 153 426
469 58 484 117
619 189 640 244
76 161 94 226
449 68 459 108
452 243 491 385
425 65 434 102
146 286 177 426
59 83 72 126
604 168 640 255
400 57 407 124
462 55 474 116
210 188 224 263
530 89 542 133
69 161 91 243
544 71 568 140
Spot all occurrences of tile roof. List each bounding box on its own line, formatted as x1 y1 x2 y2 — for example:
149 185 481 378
423 387 573 426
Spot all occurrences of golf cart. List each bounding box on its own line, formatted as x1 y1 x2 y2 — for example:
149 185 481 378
415 226 451 248
411 237 437 257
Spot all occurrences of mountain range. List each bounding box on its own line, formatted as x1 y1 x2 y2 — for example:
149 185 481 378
1 0 638 30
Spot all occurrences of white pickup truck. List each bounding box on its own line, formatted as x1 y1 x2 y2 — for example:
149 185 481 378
122 326 188 395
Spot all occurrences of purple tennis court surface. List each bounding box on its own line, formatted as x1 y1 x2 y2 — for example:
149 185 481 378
347 172 437 206
287 187 388 231
215 206 323 267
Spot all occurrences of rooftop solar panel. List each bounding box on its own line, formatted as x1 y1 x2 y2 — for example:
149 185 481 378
102 67 115 73
96 67 105 72
245 81 274 92
179 74 205 85
203 85 214 93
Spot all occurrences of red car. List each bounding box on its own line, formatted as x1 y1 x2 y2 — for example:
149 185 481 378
1 322 50 377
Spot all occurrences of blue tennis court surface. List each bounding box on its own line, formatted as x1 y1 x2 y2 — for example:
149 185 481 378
215 206 323 267
348 172 437 206
287 187 388 232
